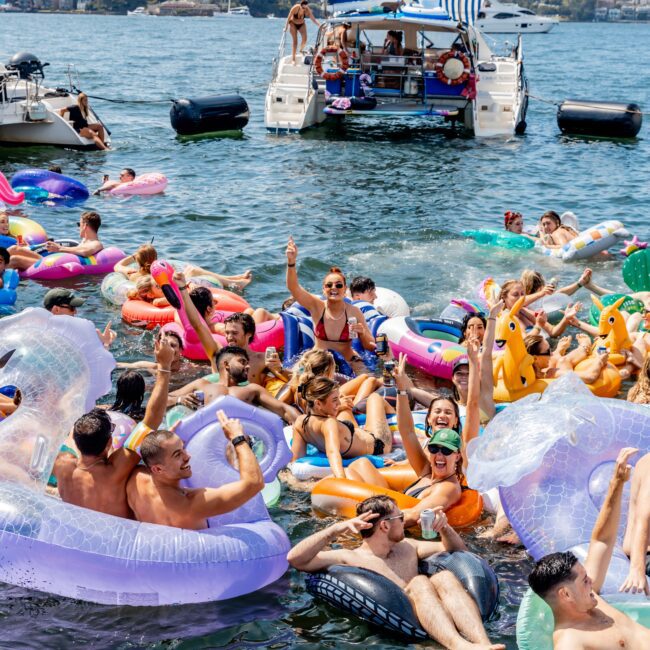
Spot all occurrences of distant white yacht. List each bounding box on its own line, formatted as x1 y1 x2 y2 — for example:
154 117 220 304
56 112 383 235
215 1 251 16
475 0 558 33
127 6 148 16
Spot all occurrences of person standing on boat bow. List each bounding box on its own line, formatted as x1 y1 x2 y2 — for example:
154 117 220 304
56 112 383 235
285 236 375 375
285 0 320 65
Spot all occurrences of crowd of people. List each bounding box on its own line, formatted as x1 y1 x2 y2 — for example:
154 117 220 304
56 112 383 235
2 195 650 649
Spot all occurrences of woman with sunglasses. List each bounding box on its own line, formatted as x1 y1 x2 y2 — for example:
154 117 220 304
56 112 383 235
286 236 375 375
291 374 393 479
346 342 482 527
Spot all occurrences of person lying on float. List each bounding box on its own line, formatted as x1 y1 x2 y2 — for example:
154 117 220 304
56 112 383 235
7 211 103 272
93 168 136 194
126 409 263 530
528 447 650 650
288 495 504 650
53 337 174 519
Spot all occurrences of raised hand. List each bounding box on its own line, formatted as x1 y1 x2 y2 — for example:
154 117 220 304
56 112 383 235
488 300 504 320
393 352 409 390
337 511 379 535
620 567 650 595
155 335 175 369
286 236 298 265
96 321 116 349
614 447 637 483
172 270 188 288
218 409 245 441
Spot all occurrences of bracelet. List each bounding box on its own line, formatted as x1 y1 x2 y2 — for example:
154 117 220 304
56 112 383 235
176 396 182 405
287 263 296 268
398 390 409 397
232 435 252 448
487 317 496 321
157 367 171 373
577 281 583 288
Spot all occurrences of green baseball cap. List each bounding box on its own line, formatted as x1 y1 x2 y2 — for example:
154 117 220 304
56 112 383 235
428 428 461 452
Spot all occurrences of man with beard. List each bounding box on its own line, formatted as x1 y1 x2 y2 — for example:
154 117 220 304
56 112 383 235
127 409 263 529
288 495 503 650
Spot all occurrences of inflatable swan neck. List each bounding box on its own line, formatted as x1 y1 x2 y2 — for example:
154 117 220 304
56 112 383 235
0 171 24 206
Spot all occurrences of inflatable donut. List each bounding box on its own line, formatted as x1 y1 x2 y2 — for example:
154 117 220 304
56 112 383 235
535 220 628 261
311 468 483 529
109 173 168 196
11 169 89 206
306 551 498 640
20 247 126 281
462 228 534 250
0 216 48 249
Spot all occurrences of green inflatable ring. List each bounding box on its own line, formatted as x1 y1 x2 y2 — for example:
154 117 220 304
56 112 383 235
462 229 535 250
623 248 650 293
516 587 650 650
589 293 644 326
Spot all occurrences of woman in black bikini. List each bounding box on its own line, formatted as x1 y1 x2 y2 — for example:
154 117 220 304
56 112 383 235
345 341 483 526
286 236 376 375
291 375 393 479
286 0 320 64
58 93 108 150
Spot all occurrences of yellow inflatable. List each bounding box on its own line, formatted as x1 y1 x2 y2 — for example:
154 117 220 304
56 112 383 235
586 295 633 367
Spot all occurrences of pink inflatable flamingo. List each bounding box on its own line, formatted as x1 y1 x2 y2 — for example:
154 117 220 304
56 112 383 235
0 172 24 206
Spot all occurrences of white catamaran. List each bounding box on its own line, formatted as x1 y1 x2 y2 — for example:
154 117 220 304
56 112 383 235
265 0 528 136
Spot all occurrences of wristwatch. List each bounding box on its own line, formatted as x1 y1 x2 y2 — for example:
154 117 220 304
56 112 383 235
231 435 252 448
398 390 409 397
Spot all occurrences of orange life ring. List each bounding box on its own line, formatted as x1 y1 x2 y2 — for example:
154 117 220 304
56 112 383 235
311 466 483 529
314 46 350 81
435 50 471 86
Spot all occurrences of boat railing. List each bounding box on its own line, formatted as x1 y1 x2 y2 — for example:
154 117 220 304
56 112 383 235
271 25 288 82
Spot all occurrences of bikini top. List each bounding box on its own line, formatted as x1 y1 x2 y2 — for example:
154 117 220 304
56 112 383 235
404 472 460 499
299 413 356 456
314 307 351 343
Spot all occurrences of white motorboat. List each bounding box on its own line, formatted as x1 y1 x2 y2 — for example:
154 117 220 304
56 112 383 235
127 6 148 15
475 0 558 33
215 1 251 16
265 0 528 137
0 52 110 149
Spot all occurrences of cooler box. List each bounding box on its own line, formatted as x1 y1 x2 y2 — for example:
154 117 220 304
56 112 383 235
344 68 362 97
325 72 342 96
424 72 466 97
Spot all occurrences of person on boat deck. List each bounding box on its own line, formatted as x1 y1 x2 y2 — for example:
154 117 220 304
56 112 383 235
285 236 376 376
93 167 136 194
126 409 264 530
119 330 184 376
528 447 650 650
170 345 299 424
114 244 253 291
291 374 393 478
288 495 504 650
58 92 108 151
621 451 650 595
42 287 116 349
327 21 351 51
8 210 104 271
52 338 174 519
538 210 579 248
346 342 482 526
285 0 320 65
497 279 579 337
383 30 403 56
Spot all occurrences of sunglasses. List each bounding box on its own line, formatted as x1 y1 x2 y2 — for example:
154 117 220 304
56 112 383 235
535 350 551 356
427 444 456 456
324 282 344 289
380 512 404 523
58 303 77 312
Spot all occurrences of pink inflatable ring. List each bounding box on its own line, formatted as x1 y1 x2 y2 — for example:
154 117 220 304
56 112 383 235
109 173 168 196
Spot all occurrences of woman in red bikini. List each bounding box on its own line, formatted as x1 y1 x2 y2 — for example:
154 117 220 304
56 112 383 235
285 236 376 375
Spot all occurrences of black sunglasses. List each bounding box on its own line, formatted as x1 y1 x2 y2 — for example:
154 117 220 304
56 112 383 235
428 444 455 456
325 282 344 289
536 350 551 356
380 512 404 523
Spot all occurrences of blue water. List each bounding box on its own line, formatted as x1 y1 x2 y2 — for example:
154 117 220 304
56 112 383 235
0 14 649 648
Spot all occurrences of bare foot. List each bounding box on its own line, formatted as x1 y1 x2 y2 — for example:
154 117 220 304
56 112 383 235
576 333 592 348
226 271 253 291
556 335 571 356
496 530 522 545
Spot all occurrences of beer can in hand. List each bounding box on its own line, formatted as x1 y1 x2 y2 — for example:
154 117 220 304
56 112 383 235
420 509 439 540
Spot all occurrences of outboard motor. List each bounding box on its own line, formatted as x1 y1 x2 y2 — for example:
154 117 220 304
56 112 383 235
170 95 249 135
557 99 642 138
6 52 48 80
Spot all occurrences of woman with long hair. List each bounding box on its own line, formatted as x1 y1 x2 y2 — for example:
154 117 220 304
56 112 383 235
627 356 650 404
59 92 108 150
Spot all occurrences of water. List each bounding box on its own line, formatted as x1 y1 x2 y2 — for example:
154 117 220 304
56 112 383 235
0 14 649 648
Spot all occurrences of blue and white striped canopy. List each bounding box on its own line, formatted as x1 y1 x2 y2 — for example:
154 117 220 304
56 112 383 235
441 0 483 24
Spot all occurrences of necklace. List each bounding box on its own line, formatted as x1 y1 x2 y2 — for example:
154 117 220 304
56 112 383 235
325 306 345 321
77 457 107 471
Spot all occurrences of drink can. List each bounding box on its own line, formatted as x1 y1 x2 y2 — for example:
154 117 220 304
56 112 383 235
549 277 558 288
420 509 438 540
597 346 607 355
16 234 25 246
265 346 277 362
348 317 358 339
194 390 205 406
375 333 388 356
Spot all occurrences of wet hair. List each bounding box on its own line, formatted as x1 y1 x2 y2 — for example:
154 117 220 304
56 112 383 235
350 276 376 297
156 328 183 351
290 349 335 388
521 269 545 295
540 210 562 229
140 429 176 468
524 333 545 356
127 275 156 301
134 244 157 275
73 408 113 456
324 266 346 286
356 495 396 539
123 168 136 179
529 551 578 600
298 374 338 408
504 210 522 229
459 312 486 344
215 345 249 371
0 247 9 265
224 312 256 344
628 355 650 403
189 286 213 318
498 279 523 305
48 165 62 174
80 211 101 232
110 370 145 420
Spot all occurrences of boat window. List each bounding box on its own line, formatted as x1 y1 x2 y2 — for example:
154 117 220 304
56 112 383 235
519 9 535 14
477 11 486 18
493 12 518 18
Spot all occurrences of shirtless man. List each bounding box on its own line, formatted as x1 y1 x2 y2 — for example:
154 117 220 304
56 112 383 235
174 270 269 386
289 495 504 650
52 338 174 518
349 276 377 304
170 346 299 424
8 211 104 272
620 451 650 595
126 409 263 529
93 168 136 194
528 447 650 650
